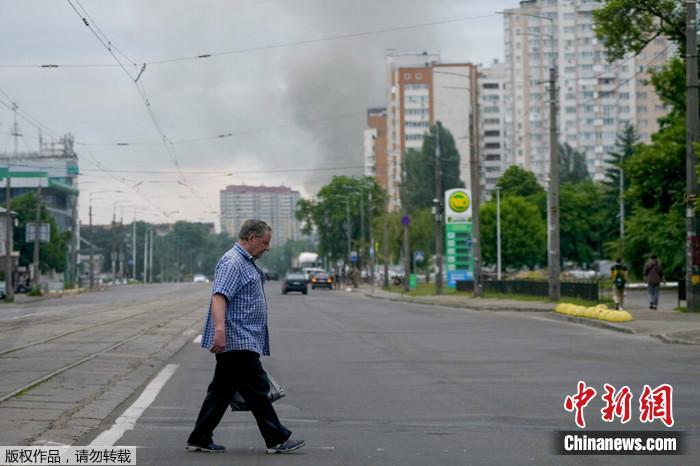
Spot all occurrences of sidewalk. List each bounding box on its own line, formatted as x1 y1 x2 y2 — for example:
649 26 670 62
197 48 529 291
363 286 700 346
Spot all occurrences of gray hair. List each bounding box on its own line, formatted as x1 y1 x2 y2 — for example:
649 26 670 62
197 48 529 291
238 219 272 240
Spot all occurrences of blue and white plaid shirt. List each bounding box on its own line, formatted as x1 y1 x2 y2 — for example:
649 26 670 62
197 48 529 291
201 243 270 355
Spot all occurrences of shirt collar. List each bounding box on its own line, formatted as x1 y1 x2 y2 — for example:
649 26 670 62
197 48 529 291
234 242 255 262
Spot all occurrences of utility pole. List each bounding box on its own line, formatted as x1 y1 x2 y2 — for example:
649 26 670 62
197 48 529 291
368 189 375 292
89 201 94 289
345 200 351 272
434 122 444 294
360 191 365 271
548 65 561 301
401 153 410 292
149 227 154 282
469 68 483 297
686 0 699 312
118 214 124 282
143 224 148 283
110 212 116 285
382 201 389 288
32 184 42 294
496 187 502 280
5 103 19 302
132 217 136 280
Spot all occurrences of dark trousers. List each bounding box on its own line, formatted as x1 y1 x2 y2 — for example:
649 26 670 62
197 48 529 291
188 350 291 448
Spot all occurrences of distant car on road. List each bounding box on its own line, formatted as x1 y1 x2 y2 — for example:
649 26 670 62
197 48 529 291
311 272 333 290
0 281 5 300
282 272 307 295
193 273 209 283
263 269 279 281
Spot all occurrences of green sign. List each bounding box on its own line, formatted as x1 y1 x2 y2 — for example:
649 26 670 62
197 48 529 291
409 273 417 290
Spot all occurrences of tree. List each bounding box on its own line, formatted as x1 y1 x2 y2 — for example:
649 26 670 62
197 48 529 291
295 176 385 265
403 123 464 212
621 115 686 278
559 180 604 267
559 143 590 184
480 196 547 271
495 166 544 199
11 192 70 273
592 0 688 62
593 0 692 278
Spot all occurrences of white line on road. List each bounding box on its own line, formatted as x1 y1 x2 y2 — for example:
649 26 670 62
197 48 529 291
192 335 202 344
12 313 35 320
90 364 179 446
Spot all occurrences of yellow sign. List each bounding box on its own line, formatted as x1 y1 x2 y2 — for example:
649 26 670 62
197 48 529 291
449 191 470 213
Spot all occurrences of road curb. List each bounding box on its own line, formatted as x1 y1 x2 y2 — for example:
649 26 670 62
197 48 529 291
365 292 553 313
544 312 635 334
650 333 700 345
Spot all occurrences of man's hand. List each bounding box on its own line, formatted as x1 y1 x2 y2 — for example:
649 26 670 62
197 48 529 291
210 329 226 353
209 293 227 353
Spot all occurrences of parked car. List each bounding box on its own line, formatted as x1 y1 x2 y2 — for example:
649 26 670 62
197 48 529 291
193 273 209 283
263 269 279 281
282 272 307 295
0 281 6 300
310 272 333 290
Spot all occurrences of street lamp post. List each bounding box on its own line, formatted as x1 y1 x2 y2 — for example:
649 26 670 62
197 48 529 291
496 187 502 281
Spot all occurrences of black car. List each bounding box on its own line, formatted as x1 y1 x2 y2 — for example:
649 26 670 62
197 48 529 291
264 270 279 281
282 272 307 295
310 272 333 290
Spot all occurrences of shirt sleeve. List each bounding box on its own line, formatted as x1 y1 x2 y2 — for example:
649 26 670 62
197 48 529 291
212 258 243 301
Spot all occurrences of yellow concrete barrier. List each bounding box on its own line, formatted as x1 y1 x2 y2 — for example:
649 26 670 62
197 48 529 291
554 302 633 322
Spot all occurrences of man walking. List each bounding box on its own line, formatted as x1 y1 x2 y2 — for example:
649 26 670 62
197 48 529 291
643 254 664 310
186 219 305 454
610 258 628 310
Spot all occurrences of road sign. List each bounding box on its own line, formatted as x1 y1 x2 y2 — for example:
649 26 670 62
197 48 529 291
401 215 410 226
350 250 358 262
25 223 50 243
414 250 424 262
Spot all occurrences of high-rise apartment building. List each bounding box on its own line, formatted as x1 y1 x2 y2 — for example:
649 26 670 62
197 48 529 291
364 108 388 191
384 52 479 210
219 185 301 246
503 0 671 182
479 61 509 197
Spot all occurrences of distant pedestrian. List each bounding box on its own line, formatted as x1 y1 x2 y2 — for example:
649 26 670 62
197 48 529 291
643 254 664 310
186 219 305 455
610 258 628 310
333 269 340 289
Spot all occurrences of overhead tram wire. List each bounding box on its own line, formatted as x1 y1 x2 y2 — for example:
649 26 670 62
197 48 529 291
0 13 499 70
64 0 214 212
0 87 172 219
74 111 366 147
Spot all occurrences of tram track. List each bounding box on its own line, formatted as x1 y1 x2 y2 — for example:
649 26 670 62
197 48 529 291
0 290 205 404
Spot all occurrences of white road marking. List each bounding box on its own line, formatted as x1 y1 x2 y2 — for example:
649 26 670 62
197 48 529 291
192 335 202 344
90 364 179 446
12 313 35 320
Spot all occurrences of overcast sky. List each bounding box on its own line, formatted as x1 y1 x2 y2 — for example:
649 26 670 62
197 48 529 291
0 0 515 227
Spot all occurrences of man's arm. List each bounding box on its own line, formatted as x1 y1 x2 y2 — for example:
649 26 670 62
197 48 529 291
210 293 228 353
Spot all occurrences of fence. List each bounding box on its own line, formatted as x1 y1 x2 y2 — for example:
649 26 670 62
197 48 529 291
456 279 599 301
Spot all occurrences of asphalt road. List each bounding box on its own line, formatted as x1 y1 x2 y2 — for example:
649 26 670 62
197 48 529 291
73 284 700 465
